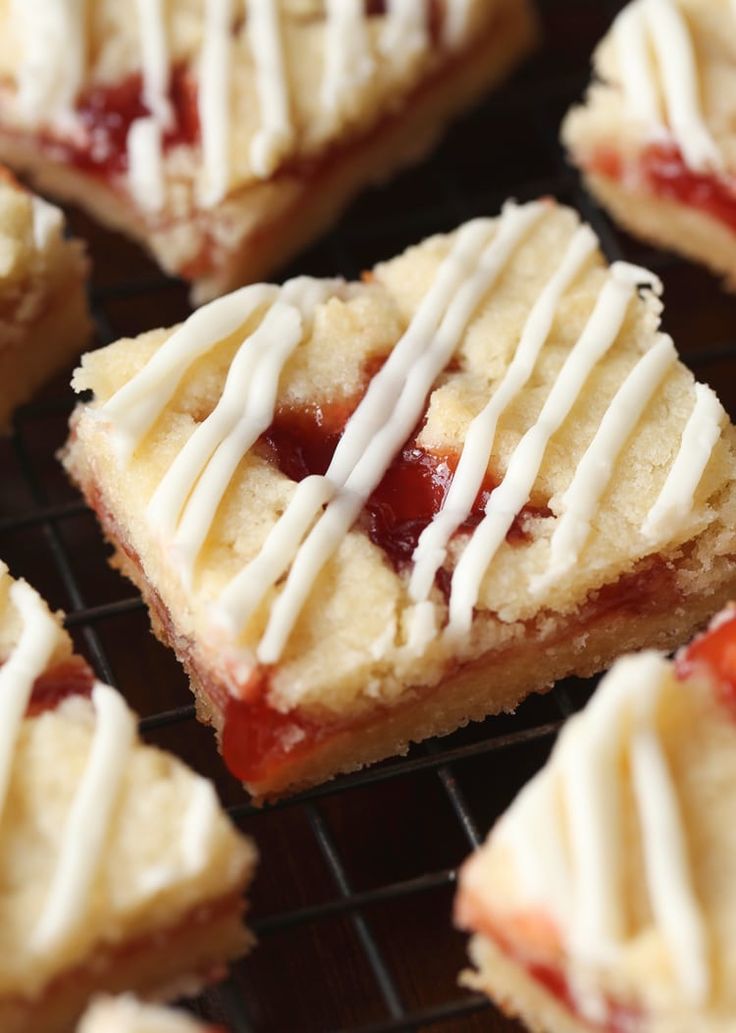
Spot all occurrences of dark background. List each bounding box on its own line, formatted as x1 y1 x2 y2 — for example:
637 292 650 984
2 1 734 1030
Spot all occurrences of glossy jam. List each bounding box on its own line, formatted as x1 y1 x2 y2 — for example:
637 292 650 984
27 657 95 717
42 68 200 176
262 401 547 576
675 609 736 708
591 143 736 235
221 668 320 784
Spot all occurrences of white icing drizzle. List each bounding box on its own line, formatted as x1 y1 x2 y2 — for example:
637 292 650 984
255 202 547 664
532 335 676 592
127 0 172 211
381 0 430 67
181 777 220 874
12 0 88 127
446 262 659 638
0 578 61 828
443 0 474 48
30 196 64 251
631 725 710 1003
615 0 721 173
127 117 166 213
135 0 173 127
409 224 598 605
147 276 338 584
321 0 375 119
612 1 662 129
498 651 709 1005
31 682 136 955
248 0 294 178
642 382 724 540
79 997 207 1033
101 283 277 458
198 0 234 206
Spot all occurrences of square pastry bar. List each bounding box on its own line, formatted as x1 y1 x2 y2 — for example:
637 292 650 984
78 996 227 1033
64 198 736 802
563 0 736 284
0 166 90 431
456 605 736 1033
0 561 256 1033
0 0 537 303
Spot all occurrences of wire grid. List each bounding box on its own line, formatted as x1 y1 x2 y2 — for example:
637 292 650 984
3 1 736 1030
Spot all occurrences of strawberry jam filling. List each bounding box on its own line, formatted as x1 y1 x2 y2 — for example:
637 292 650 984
462 904 642 1033
675 608 736 708
39 68 200 177
589 142 736 235
262 401 549 576
21 656 94 717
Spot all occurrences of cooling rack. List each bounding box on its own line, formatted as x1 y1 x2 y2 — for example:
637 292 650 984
3 1 736 1030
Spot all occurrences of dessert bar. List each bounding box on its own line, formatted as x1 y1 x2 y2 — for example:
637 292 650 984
563 0 736 284
0 561 255 1033
0 0 537 302
457 604 736 1032
64 198 736 801
0 167 90 432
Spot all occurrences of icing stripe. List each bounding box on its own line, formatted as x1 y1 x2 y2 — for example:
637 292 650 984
134 0 172 126
632 726 709 1004
409 224 598 605
256 202 547 664
613 1 662 128
248 0 294 178
101 283 277 457
446 262 659 637
321 0 375 118
127 117 166 212
31 682 136 955
0 579 61 828
533 335 676 592
381 0 430 66
182 778 220 874
12 0 87 125
644 0 721 172
642 382 723 540
198 0 234 206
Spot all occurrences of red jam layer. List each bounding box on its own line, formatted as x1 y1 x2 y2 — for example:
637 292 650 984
27 656 95 716
40 68 200 176
675 608 736 708
590 142 736 235
262 401 549 576
466 911 641 1033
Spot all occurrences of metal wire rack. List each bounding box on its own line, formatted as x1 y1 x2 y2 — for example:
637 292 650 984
3 1 736 1030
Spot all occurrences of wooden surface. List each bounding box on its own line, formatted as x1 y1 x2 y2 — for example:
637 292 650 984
2 0 735 1030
